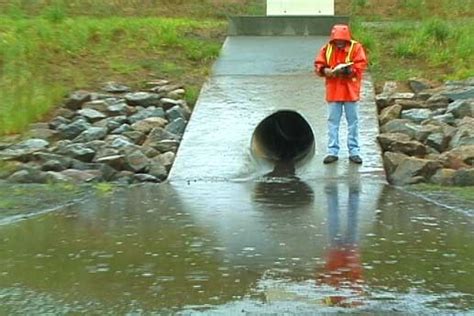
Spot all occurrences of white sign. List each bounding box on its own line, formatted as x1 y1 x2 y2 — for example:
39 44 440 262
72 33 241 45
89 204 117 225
267 0 335 16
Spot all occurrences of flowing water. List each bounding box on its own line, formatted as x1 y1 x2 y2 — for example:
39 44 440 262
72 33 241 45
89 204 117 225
1 179 473 314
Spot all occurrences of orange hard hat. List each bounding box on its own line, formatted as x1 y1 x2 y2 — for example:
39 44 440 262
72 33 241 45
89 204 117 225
330 24 352 42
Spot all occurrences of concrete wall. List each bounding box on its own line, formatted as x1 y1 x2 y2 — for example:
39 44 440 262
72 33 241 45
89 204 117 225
228 16 350 36
267 0 334 16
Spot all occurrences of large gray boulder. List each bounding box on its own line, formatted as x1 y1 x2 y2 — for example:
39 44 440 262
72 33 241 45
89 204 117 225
123 148 150 172
401 108 433 123
102 82 131 94
125 92 161 107
111 124 132 135
166 89 186 100
128 107 166 124
432 113 455 125
453 168 474 186
390 157 441 185
166 105 189 121
54 108 75 119
148 159 168 180
430 168 456 186
421 120 457 138
73 127 107 143
57 119 91 140
0 139 50 162
94 116 128 132
60 169 101 183
49 116 71 130
27 128 58 142
426 132 450 152
64 90 91 110
95 155 126 171
380 119 419 138
409 78 433 94
41 160 68 172
377 133 427 156
376 92 415 110
425 94 451 109
8 169 43 183
151 139 179 153
383 151 408 176
43 171 71 183
106 102 129 116
131 117 168 134
108 135 134 149
165 118 186 136
443 87 474 100
34 152 73 169
83 140 107 152
134 173 159 183
143 128 179 150
395 99 429 110
446 99 474 119
82 100 110 113
154 151 175 172
438 145 474 169
450 117 474 148
56 143 95 162
93 147 120 161
379 104 402 125
122 131 146 145
7 164 49 183
161 98 184 111
77 108 107 123
377 133 410 150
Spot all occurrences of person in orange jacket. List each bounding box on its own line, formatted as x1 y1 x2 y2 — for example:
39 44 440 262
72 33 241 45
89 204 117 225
314 24 368 164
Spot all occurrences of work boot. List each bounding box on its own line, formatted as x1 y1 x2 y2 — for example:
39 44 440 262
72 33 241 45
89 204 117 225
349 155 363 164
323 155 338 164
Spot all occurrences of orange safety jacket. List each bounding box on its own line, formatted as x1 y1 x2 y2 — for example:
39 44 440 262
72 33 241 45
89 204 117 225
314 40 368 102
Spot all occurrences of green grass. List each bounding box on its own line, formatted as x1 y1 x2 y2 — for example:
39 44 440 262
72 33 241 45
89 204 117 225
94 182 115 196
414 183 474 201
0 16 224 135
0 0 266 19
0 182 83 220
352 18 474 83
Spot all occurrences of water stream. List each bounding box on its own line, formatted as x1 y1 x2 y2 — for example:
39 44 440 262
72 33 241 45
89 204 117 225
1 180 473 314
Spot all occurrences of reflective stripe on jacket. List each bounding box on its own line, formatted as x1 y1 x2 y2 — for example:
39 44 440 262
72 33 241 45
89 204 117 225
314 41 368 102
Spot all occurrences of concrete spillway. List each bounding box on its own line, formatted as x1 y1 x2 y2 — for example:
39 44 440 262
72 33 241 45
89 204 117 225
169 18 384 182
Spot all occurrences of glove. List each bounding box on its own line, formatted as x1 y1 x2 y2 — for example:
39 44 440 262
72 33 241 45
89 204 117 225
323 67 334 77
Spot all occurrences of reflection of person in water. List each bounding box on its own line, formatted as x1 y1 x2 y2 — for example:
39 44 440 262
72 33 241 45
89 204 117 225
317 182 365 307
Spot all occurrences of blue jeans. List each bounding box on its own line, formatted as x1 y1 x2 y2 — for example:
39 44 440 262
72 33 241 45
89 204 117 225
327 102 360 157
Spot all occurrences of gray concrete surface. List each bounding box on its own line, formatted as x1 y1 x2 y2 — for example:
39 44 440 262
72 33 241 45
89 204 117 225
169 36 384 182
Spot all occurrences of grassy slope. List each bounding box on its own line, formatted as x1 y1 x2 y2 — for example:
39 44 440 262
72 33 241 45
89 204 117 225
344 0 474 88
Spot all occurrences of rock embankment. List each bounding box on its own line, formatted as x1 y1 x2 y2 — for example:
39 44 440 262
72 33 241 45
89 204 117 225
376 78 474 186
0 81 191 184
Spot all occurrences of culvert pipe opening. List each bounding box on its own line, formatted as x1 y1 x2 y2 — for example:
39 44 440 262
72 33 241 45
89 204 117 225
251 110 315 164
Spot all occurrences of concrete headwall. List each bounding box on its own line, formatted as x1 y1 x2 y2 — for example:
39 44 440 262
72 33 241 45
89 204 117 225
228 16 350 36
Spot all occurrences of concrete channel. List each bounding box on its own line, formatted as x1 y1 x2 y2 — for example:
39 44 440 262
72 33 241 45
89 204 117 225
169 16 384 183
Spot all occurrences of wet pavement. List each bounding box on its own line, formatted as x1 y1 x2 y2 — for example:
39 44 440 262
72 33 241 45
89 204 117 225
169 36 383 182
1 182 473 314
